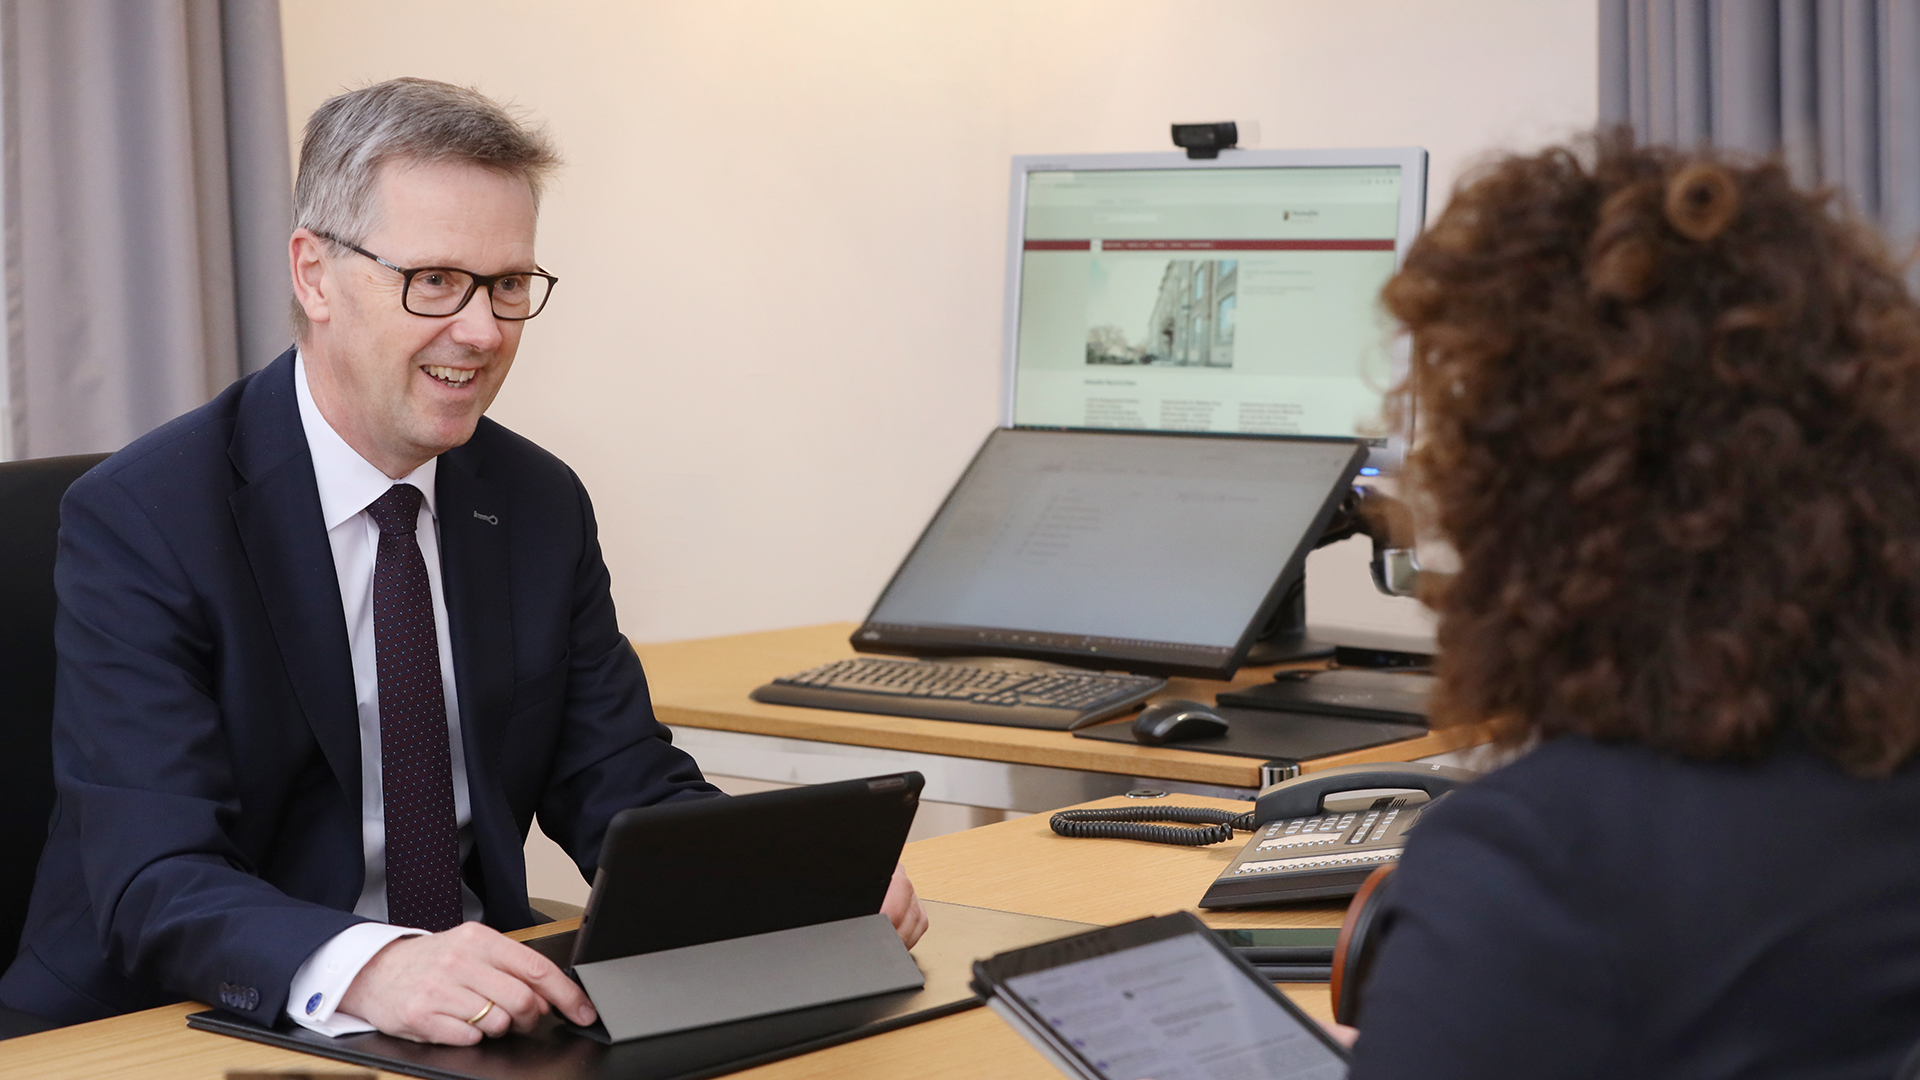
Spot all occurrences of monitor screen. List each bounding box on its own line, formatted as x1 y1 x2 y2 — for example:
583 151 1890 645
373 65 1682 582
856 428 1364 678
1002 149 1426 471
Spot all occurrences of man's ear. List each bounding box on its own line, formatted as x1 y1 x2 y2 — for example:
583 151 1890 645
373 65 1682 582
290 228 333 327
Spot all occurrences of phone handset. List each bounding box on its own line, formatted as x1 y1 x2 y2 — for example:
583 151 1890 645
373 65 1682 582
1252 761 1476 823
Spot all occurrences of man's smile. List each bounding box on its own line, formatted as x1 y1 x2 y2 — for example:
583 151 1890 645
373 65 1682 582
423 364 477 387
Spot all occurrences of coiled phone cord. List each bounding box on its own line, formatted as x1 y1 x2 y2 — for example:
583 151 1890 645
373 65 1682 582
1049 805 1257 846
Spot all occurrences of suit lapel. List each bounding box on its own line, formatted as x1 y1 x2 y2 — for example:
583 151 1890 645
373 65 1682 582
436 438 514 770
226 350 363 812
435 433 523 919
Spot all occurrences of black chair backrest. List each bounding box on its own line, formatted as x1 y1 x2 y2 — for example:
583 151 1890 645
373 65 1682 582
0 453 109 964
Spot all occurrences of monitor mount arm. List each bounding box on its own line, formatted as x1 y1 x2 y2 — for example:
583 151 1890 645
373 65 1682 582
1314 485 1431 599
1244 486 1442 666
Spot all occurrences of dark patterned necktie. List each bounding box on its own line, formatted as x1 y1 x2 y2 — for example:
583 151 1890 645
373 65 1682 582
364 483 463 932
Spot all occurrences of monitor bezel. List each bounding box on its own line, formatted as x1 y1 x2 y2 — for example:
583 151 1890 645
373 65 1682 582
851 427 1367 680
999 146 1428 473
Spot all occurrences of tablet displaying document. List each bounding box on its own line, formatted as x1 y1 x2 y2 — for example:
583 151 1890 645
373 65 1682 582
972 912 1348 1080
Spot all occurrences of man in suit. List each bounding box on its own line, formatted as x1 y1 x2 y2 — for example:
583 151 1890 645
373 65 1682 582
0 78 925 1045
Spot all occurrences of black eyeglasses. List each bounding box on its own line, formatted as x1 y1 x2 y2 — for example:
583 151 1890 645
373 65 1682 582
317 232 558 320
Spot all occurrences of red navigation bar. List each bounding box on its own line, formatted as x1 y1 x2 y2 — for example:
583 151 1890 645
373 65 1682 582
1023 238 1394 252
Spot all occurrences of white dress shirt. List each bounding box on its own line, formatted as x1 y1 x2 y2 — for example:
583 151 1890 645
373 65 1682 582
285 352 483 1035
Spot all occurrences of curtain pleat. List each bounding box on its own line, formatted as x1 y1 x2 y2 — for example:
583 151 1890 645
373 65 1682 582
1600 0 1920 272
0 0 290 460
1879 1 1920 248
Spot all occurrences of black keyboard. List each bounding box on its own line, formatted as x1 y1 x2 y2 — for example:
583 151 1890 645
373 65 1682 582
749 657 1167 731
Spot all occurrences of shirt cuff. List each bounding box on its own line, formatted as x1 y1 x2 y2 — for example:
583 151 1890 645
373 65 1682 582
286 922 427 1036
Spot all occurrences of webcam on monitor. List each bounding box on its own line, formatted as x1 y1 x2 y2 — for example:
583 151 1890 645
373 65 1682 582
1171 121 1241 159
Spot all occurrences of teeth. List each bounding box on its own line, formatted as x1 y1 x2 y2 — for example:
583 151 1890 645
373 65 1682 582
425 365 476 386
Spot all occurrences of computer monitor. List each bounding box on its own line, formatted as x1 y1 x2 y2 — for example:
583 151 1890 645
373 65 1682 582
1001 148 1427 472
853 428 1366 679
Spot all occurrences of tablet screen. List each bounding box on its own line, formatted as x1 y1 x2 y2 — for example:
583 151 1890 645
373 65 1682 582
1002 932 1347 1080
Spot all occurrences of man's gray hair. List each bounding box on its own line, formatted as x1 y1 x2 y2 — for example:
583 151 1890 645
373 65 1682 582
290 78 560 339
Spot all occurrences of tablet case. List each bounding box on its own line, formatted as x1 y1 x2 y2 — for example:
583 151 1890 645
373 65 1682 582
573 914 922 1043
188 900 1096 1080
553 772 930 1042
571 773 924 965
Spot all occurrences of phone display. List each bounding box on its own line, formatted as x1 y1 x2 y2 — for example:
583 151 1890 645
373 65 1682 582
1214 927 1341 949
974 912 1348 1080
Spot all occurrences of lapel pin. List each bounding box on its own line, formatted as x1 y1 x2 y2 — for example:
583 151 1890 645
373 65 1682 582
473 511 499 525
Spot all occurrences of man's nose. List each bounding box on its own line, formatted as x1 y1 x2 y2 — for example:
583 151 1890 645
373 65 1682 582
446 288 505 350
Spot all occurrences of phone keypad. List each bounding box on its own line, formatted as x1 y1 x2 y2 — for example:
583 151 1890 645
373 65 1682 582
1232 848 1402 877
1234 810 1416 876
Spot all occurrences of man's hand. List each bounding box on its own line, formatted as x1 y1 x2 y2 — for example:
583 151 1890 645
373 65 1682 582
883 864 929 948
338 922 597 1044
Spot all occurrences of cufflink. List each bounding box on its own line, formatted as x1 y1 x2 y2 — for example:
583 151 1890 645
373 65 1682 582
306 992 323 1015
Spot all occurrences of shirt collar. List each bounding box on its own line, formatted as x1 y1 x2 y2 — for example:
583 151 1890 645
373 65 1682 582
295 349 438 531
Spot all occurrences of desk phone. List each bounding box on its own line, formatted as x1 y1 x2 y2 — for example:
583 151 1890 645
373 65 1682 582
1199 762 1474 908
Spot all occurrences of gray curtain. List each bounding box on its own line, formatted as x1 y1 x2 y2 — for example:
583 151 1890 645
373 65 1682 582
0 0 291 460
1599 0 1920 264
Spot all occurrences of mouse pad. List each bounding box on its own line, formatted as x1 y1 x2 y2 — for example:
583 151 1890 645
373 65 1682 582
1073 705 1425 761
187 900 1095 1080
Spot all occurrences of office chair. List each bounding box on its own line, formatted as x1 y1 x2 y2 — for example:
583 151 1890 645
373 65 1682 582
0 452 108 1040
1329 861 1397 1028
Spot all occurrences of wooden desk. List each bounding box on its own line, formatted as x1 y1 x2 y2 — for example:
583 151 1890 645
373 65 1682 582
0 795 1339 1080
639 622 1482 807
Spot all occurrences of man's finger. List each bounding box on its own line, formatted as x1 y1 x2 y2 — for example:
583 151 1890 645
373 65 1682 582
900 900 929 948
487 936 596 1027
458 990 515 1039
522 958 596 1026
464 966 549 1035
881 865 930 948
882 864 916 923
416 1012 485 1046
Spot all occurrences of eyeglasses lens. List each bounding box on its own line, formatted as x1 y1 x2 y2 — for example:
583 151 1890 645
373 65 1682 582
405 270 552 318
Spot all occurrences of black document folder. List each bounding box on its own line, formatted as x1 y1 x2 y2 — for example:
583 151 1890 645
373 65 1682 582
188 900 1094 1080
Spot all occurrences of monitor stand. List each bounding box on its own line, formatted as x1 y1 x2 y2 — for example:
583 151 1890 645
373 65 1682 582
1243 575 1338 665
1243 574 1433 669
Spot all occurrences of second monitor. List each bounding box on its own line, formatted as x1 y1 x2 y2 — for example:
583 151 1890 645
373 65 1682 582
1002 146 1427 473
853 427 1365 680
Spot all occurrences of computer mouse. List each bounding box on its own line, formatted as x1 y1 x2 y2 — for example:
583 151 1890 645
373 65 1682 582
1131 699 1231 746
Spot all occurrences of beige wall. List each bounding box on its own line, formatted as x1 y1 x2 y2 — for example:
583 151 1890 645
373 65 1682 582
278 0 1598 646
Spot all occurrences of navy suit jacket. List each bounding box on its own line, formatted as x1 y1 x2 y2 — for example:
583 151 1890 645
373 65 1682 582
0 349 716 1025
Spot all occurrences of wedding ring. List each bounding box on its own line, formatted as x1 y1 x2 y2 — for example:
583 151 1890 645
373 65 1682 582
466 999 496 1026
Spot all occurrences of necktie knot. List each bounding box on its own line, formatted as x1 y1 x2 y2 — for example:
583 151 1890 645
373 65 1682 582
366 483 425 536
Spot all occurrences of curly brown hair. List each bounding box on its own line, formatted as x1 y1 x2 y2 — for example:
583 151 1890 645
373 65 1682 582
1384 129 1920 775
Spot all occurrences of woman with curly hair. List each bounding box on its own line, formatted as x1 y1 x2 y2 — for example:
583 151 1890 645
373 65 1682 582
1347 133 1920 1077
